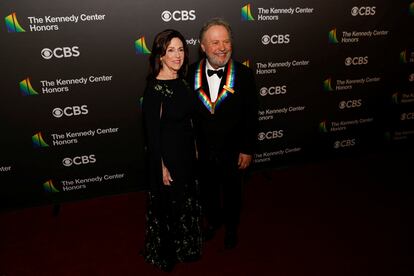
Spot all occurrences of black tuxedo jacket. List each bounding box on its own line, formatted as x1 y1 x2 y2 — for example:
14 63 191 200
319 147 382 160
188 59 258 158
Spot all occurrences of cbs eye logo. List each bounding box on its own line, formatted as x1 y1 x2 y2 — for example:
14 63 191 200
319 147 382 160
259 86 287 96
334 139 356 149
351 6 376 16
339 99 362 109
345 56 368 66
62 155 96 167
400 112 414 121
161 10 196 22
52 105 88 118
258 130 284 141
41 46 80 60
261 34 290 45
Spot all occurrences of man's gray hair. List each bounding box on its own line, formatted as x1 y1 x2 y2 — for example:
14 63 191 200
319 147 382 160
199 18 233 42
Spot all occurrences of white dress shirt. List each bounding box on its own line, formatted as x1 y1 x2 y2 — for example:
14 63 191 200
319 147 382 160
205 60 225 102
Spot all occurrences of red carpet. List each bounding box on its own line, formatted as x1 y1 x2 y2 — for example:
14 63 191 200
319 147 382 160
0 150 411 275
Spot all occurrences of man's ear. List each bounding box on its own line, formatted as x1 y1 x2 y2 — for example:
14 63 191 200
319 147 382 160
200 43 206 53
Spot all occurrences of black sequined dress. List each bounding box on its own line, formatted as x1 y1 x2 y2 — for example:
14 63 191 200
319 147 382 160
142 78 202 270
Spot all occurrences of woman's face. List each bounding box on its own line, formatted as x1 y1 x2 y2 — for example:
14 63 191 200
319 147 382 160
160 37 185 74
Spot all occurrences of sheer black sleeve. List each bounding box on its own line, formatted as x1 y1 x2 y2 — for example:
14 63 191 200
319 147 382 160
142 81 163 192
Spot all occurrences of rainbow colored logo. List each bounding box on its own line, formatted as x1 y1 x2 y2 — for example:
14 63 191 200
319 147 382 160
323 78 334 91
135 36 151 55
400 50 407 63
329 29 339 44
19 77 38 96
5 12 25 33
409 2 414 15
319 121 328 133
242 59 250 67
392 92 400 104
43 180 59 193
32 132 49 148
241 4 254 21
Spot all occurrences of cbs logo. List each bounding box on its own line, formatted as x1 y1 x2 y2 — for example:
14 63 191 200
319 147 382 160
334 139 356 149
52 105 88 118
259 86 287 96
351 6 376 16
400 112 414 121
258 130 284 141
339 100 362 109
345 56 368 66
62 155 96 167
41 46 80 60
161 10 196 22
261 34 290 45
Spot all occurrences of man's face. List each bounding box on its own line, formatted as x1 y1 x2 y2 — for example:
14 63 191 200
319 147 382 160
201 25 232 69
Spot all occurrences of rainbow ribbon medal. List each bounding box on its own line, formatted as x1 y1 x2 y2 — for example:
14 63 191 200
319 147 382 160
194 59 235 114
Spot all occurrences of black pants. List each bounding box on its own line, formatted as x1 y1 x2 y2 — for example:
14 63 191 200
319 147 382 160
198 150 242 231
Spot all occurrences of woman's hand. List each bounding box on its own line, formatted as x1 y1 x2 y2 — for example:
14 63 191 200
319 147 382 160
162 162 173 186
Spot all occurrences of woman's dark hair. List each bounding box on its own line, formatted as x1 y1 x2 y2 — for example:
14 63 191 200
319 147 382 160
147 29 189 80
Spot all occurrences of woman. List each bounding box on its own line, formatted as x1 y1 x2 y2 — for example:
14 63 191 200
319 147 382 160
142 29 202 272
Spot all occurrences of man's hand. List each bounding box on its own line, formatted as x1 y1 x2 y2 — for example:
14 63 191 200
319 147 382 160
238 153 252 169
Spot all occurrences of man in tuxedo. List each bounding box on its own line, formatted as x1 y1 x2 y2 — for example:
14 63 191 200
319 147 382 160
188 18 258 249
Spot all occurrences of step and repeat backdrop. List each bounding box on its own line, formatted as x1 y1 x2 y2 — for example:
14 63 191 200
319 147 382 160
1 0 413 209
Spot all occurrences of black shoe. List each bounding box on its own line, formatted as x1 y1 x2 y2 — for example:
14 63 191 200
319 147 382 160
224 229 238 249
203 224 220 241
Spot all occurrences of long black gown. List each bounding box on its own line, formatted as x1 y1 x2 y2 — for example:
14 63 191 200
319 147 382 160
142 78 202 270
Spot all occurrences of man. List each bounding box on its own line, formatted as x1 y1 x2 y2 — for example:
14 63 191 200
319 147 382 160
188 18 258 249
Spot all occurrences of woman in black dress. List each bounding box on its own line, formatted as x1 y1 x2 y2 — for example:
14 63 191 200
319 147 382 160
142 29 202 272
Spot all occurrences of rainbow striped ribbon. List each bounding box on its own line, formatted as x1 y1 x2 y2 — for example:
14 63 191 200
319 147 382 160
194 59 236 114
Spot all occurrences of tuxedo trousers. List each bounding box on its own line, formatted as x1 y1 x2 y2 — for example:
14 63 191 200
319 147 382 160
198 150 242 230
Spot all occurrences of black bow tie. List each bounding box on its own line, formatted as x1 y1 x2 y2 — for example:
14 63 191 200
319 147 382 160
207 69 224 78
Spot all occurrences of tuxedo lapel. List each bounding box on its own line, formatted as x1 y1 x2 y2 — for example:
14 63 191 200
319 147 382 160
218 65 228 92
214 60 236 109
201 62 212 99
194 59 215 114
